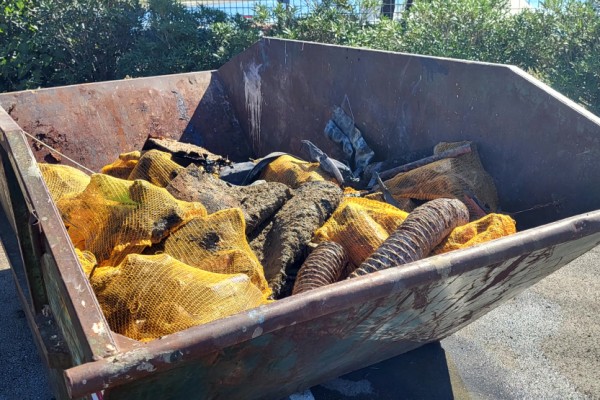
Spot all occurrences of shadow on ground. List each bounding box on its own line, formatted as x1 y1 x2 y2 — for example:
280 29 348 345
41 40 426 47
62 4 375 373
298 342 460 400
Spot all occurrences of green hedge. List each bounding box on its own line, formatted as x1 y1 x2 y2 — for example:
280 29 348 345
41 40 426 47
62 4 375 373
1 0 599 115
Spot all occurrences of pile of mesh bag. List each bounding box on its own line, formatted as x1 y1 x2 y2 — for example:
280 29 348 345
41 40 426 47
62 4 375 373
40 134 516 342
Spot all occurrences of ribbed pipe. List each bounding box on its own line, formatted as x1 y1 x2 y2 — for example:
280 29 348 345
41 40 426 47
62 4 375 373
350 198 469 277
293 242 349 294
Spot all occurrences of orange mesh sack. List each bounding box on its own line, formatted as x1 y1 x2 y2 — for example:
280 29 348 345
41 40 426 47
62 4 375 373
128 149 184 187
57 173 206 266
164 208 271 297
260 155 337 188
434 213 516 254
39 163 90 203
384 142 498 219
101 151 141 179
93 253 268 342
313 197 409 266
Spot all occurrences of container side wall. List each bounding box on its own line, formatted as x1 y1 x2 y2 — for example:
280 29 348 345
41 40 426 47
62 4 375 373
65 210 600 398
217 38 600 229
0 107 117 365
0 71 251 172
102 225 600 400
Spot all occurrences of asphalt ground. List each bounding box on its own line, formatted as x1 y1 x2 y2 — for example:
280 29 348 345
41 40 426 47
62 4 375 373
1 208 598 399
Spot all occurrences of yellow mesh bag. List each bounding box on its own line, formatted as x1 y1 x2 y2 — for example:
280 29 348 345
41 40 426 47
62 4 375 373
343 187 362 196
128 149 184 187
434 213 516 254
260 155 337 188
39 163 90 203
164 208 271 297
101 151 141 179
93 253 268 342
75 248 97 277
57 174 206 266
363 192 417 212
384 142 498 218
74 248 122 304
313 197 409 266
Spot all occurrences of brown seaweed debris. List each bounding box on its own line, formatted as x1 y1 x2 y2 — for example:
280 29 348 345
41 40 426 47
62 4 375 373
252 181 343 298
166 165 292 234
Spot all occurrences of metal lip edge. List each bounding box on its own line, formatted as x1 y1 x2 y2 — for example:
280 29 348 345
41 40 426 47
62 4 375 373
0 70 216 98
0 106 24 136
507 65 600 126
260 37 518 69
63 209 600 398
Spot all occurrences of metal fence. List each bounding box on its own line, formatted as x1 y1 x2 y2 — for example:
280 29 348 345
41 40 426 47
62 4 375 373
180 0 537 18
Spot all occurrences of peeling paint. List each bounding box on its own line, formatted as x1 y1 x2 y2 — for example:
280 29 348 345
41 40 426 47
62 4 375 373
247 307 266 324
429 255 452 280
27 161 41 179
252 326 264 338
320 378 374 396
171 90 189 121
289 390 315 400
136 361 156 373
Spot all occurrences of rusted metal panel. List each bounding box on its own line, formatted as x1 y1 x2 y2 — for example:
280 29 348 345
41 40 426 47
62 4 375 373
0 107 117 363
0 72 251 172
0 151 17 233
62 211 600 399
217 38 600 230
1 150 48 312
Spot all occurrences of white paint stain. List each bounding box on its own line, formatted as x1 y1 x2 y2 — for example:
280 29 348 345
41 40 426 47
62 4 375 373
160 353 173 364
136 361 156 372
92 322 107 335
243 62 263 151
252 326 263 338
320 378 374 396
247 307 266 324
27 162 41 179
288 389 315 400
429 255 452 280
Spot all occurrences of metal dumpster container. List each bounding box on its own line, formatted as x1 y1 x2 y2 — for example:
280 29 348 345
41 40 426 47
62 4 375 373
1 38 599 400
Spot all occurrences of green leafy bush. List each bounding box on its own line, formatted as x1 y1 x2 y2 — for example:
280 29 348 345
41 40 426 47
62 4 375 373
115 0 260 77
399 0 510 61
1 0 598 115
1 0 143 92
